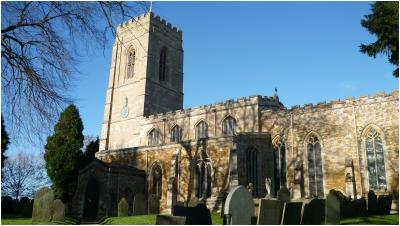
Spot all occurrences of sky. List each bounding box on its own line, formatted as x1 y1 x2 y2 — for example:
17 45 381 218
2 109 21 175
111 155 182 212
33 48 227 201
7 1 399 155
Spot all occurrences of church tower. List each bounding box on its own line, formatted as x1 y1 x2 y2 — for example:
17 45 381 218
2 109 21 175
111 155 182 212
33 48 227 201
100 13 184 151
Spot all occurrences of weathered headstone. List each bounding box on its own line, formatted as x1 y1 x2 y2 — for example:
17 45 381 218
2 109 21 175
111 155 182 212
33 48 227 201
148 194 160 214
187 197 201 207
277 187 291 203
52 199 65 222
173 203 212 225
301 198 325 225
325 190 340 225
377 194 393 215
156 215 186 225
257 199 284 225
32 187 55 222
367 190 377 215
224 185 254 225
281 202 303 225
118 197 129 217
133 193 147 215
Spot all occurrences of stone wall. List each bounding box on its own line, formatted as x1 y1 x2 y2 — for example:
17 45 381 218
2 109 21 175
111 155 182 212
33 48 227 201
261 90 399 208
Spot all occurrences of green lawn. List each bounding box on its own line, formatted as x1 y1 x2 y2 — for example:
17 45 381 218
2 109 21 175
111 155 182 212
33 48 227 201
340 214 399 225
100 213 222 225
1 216 78 225
2 213 398 225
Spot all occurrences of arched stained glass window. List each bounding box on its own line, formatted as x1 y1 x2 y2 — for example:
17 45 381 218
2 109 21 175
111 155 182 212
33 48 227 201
171 125 182 143
159 48 167 81
273 136 286 194
306 134 324 198
195 149 212 199
148 128 161 145
151 164 163 199
127 49 135 78
365 127 387 190
196 121 208 140
246 147 258 197
222 116 236 136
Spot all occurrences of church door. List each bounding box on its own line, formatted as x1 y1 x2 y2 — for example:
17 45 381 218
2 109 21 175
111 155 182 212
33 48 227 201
83 179 99 220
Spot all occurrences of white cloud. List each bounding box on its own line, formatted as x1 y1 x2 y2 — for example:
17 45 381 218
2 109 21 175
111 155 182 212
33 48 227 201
339 82 355 90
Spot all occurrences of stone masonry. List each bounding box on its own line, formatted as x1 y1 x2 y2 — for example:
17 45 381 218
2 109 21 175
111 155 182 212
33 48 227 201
92 12 399 214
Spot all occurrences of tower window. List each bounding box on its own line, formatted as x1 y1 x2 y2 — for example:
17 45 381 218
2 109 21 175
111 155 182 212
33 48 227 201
171 125 182 143
159 48 167 81
196 121 208 139
222 116 236 136
127 50 135 78
364 127 387 191
148 128 161 145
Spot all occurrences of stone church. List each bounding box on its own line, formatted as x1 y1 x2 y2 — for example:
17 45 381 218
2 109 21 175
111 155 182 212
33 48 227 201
71 12 399 219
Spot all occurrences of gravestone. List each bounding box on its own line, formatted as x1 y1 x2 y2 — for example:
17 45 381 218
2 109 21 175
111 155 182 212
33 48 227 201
148 194 160 214
118 197 129 217
187 197 201 207
281 202 303 225
173 203 212 225
156 215 186 225
32 187 55 222
325 190 340 225
377 194 392 215
301 198 325 225
257 199 284 225
224 185 254 225
52 199 65 222
277 187 291 203
133 193 147 215
367 190 377 215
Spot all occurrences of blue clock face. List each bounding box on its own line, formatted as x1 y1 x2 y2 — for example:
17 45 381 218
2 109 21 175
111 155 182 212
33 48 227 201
121 106 129 118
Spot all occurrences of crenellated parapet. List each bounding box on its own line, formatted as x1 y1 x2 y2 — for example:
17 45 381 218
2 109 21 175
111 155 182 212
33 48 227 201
289 90 398 114
116 12 182 39
138 94 284 123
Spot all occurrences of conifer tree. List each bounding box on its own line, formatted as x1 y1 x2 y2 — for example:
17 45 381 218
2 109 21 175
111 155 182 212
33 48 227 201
360 1 399 77
80 137 99 168
1 115 10 169
44 104 84 202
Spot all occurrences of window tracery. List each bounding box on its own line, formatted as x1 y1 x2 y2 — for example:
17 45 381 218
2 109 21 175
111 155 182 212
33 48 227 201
306 134 324 198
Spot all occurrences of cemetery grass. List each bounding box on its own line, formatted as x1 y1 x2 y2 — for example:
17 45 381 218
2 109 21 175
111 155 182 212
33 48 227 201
101 213 223 225
1 215 79 225
340 214 399 225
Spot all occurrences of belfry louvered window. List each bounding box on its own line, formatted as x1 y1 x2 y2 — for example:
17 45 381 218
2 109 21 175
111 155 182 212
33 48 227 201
127 50 135 78
365 127 387 190
273 137 286 194
246 148 258 197
196 121 208 139
222 116 236 136
159 48 167 81
307 134 324 198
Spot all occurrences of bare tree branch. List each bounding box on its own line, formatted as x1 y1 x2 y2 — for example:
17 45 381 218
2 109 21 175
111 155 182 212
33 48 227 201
1 1 149 144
